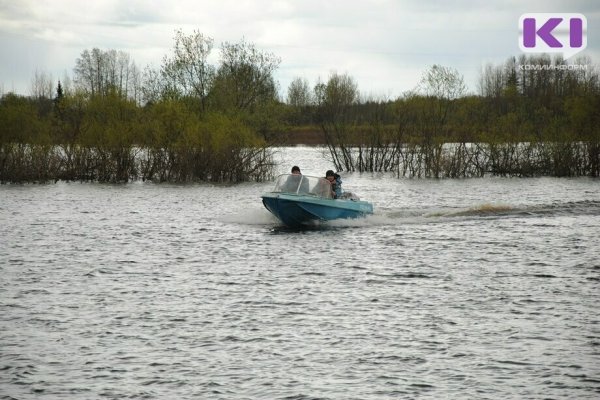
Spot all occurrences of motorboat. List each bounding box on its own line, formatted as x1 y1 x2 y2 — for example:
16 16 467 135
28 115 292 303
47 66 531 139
261 174 374 227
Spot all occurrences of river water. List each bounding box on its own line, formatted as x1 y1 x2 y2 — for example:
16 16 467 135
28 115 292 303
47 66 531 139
1 147 599 399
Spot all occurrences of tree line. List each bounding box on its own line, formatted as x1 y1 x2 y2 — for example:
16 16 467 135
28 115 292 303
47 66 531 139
287 55 599 177
0 31 280 183
1 33 599 183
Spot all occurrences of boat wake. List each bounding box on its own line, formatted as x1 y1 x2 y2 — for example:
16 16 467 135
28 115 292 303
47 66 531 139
385 199 600 223
425 203 514 217
225 200 600 229
220 209 280 226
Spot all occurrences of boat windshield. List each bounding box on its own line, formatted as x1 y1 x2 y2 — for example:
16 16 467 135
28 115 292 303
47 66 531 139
272 174 333 199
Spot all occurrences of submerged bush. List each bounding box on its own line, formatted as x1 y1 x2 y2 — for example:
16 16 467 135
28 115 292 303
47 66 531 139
0 95 274 183
326 141 599 179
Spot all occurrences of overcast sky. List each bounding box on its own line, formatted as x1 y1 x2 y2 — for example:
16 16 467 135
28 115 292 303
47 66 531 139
1 0 598 99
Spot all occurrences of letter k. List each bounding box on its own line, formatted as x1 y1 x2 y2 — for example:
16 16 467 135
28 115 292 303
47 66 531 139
523 18 563 48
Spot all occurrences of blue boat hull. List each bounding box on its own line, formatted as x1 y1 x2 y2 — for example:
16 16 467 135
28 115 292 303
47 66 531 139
261 193 373 227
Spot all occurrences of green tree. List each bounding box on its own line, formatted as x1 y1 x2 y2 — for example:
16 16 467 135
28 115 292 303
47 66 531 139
159 30 215 111
287 77 312 107
0 93 54 182
210 39 280 112
286 76 314 126
80 91 140 182
74 48 141 100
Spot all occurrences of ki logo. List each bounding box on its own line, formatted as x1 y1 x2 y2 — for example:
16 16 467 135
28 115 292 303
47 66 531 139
519 13 587 59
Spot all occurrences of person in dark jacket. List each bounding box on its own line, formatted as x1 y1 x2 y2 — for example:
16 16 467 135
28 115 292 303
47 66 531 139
282 166 309 193
325 170 342 198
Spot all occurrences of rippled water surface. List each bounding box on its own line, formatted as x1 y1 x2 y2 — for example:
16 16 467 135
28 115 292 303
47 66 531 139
1 147 599 399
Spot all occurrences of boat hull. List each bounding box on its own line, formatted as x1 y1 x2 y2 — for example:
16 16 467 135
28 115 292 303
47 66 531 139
262 193 373 227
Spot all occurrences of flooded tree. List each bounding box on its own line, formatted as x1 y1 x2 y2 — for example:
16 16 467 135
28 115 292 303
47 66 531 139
314 72 359 171
0 93 55 183
411 65 466 177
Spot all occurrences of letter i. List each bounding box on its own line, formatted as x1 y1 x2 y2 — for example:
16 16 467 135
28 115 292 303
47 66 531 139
570 18 583 48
